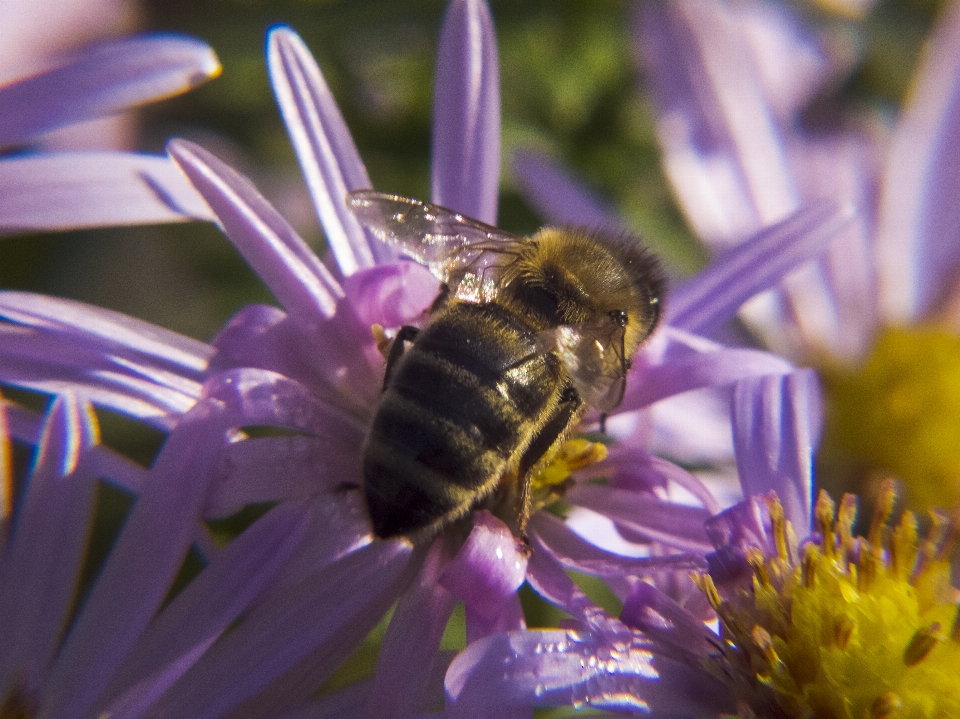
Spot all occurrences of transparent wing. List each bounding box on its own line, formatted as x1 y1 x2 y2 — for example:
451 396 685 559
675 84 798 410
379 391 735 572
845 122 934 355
347 190 521 290
555 314 629 413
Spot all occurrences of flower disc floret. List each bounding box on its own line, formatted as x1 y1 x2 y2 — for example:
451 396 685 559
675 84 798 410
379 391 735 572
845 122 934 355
695 485 960 719
825 326 960 511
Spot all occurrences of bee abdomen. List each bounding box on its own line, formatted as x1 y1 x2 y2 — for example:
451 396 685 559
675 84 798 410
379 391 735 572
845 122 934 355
363 303 560 538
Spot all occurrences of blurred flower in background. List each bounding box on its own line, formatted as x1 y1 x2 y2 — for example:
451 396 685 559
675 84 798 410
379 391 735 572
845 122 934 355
516 0 960 515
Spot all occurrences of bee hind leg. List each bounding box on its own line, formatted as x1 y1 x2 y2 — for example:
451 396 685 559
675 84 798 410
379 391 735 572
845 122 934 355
514 384 583 539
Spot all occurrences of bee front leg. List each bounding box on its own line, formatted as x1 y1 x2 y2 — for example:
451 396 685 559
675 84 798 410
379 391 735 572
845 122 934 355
514 384 583 539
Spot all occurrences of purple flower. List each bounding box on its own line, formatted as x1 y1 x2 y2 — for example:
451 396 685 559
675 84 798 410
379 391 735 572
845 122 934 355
0 392 317 719
446 371 960 717
0 0 857 715
0 34 219 234
518 0 960 513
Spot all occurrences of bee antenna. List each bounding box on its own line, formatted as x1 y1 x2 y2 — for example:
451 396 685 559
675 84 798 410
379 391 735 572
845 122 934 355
599 413 608 434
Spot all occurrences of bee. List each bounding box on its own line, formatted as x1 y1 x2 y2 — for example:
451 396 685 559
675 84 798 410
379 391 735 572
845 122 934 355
347 190 665 540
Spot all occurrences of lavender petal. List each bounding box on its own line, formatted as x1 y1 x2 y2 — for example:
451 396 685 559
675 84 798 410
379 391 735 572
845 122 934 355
875 1 960 321
565 485 712 555
511 149 625 232
445 627 727 717
431 0 501 224
636 0 798 247
168 139 344 327
267 26 382 273
367 538 458 719
146 541 415 719
0 395 97 694
96 501 312 719
732 369 820 530
439 512 528 643
529 512 706 580
0 35 220 148
620 331 793 412
38 398 227 719
667 201 855 334
0 152 215 234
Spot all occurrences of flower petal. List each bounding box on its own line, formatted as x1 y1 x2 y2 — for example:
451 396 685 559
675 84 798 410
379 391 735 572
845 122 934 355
636 0 798 247
431 0 501 224
445 627 727 717
731 369 820 530
0 395 98 693
875 1 960 321
0 152 215 234
146 540 416 719
667 201 855 334
368 538 458 719
38 398 227 719
565 485 713 555
96 501 311 719
439 512 528 642
530 512 706 579
168 138 344 327
511 149 625 232
267 26 382 273
621 331 793 412
0 35 220 148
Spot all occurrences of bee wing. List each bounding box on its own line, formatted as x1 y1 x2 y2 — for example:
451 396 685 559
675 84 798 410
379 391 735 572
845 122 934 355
555 315 629 413
347 190 521 286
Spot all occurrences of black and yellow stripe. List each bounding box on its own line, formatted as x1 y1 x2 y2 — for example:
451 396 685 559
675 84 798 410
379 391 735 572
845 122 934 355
363 300 564 538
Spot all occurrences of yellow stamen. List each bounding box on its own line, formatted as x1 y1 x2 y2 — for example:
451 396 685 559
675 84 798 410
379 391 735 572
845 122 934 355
695 491 960 718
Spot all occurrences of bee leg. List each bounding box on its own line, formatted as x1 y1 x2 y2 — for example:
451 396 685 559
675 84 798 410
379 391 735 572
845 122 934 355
514 384 583 538
382 325 420 391
428 283 451 313
599 412 608 434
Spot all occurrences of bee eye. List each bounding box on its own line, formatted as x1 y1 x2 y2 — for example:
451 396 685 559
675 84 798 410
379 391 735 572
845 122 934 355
610 309 628 327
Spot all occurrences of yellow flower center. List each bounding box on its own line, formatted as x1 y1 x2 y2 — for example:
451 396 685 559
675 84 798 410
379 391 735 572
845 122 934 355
823 326 960 511
695 486 960 719
530 437 607 512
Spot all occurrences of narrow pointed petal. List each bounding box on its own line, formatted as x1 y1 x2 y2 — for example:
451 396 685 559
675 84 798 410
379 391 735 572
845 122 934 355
732 370 821 530
511 149 625 232
0 395 97 693
875 1 960 321
38 399 227 719
367 538 457 719
439 512 528 643
0 152 215 234
267 26 381 273
529 512 706 580
146 541 415 719
168 139 344 327
431 0 500 223
637 0 798 247
565 485 713 555
667 201 854 334
0 35 220 149
620 338 793 413
0 291 212 372
97 502 311 719
446 628 725 718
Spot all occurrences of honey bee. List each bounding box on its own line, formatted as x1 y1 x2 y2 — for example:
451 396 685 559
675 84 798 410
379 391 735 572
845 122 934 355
348 190 665 540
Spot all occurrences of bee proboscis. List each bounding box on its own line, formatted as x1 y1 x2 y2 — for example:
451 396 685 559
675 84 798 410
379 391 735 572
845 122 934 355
348 190 665 540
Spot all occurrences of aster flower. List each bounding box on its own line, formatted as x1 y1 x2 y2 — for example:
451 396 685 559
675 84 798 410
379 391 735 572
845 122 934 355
517 0 960 514
446 370 960 717
0 0 855 716
0 390 328 719
0 33 219 234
